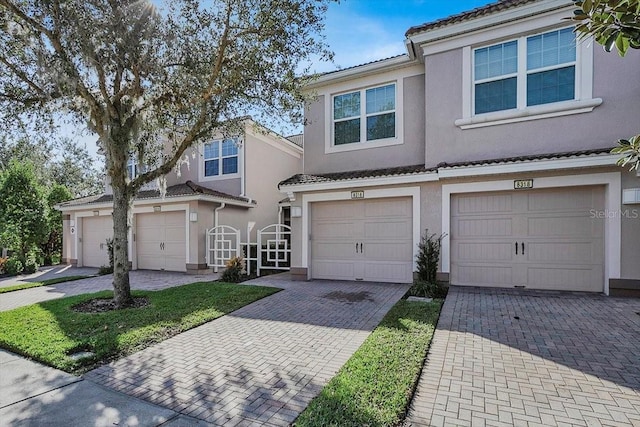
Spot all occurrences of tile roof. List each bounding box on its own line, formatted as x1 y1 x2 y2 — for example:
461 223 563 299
279 148 613 187
286 134 304 147
58 180 254 208
405 0 540 37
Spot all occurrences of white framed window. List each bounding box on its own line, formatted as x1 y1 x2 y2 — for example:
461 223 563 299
203 138 239 178
332 83 397 147
473 28 576 114
457 26 599 129
127 157 139 179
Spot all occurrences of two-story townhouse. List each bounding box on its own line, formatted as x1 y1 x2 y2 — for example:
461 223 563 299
280 0 640 295
58 118 302 273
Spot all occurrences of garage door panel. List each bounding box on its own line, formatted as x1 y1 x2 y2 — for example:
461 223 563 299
312 261 355 280
364 199 411 218
457 242 514 262
527 215 598 237
451 186 604 292
527 188 596 212
136 212 186 272
164 226 186 243
364 220 411 239
526 266 602 292
311 197 413 283
313 221 360 239
455 265 514 286
364 242 413 261
312 242 357 260
82 216 113 268
363 262 412 283
456 218 513 237
163 211 185 226
527 241 600 264
454 194 513 215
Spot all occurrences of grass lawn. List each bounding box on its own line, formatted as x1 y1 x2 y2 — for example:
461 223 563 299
0 275 93 294
295 299 443 427
0 281 280 373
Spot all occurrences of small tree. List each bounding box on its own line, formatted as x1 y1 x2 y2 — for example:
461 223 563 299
416 229 445 283
0 0 334 307
571 0 640 170
0 160 46 261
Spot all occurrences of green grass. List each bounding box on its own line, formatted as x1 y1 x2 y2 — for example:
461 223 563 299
295 299 443 427
0 282 280 373
0 275 93 294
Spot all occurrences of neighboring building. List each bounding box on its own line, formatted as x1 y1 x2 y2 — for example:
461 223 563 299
280 0 640 295
57 119 302 273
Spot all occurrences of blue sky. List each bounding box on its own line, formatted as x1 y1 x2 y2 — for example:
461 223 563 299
71 0 492 160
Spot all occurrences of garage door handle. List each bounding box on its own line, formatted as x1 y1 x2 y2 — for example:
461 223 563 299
360 243 363 253
355 243 359 253
515 242 518 255
521 242 525 255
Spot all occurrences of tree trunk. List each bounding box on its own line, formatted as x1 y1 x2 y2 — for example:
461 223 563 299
111 168 134 308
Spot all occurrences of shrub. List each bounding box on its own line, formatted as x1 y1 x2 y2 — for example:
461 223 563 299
221 256 245 283
4 257 24 276
416 229 445 283
23 252 39 274
98 238 115 275
409 280 448 299
0 257 6 274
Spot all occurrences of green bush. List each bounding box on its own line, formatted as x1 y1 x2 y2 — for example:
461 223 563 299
416 229 445 283
221 256 245 283
408 280 448 299
98 238 114 275
23 253 39 274
4 257 24 276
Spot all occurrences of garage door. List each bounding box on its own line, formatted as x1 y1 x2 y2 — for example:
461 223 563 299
82 216 113 268
311 197 413 283
136 211 186 272
450 186 604 292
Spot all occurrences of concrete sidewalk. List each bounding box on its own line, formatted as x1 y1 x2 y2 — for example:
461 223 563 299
0 349 182 427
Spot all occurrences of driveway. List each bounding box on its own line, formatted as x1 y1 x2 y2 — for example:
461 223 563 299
0 269 219 312
406 287 640 427
85 277 410 426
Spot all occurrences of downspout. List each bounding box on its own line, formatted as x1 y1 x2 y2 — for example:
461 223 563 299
213 202 226 273
239 136 254 204
278 206 283 225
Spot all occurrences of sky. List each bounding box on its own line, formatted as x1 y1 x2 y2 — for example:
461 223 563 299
66 0 492 162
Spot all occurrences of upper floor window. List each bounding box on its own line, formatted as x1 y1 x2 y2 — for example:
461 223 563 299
204 138 239 177
332 83 396 146
473 28 576 115
127 157 139 179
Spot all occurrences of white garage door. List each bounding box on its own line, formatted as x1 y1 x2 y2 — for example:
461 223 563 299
450 186 605 292
136 211 186 272
311 197 413 283
82 216 113 268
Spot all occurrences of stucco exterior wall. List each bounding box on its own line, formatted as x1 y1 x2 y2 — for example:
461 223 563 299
424 48 640 167
303 71 426 174
620 170 640 279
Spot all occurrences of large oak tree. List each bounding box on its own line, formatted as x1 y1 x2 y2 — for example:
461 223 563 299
0 0 334 307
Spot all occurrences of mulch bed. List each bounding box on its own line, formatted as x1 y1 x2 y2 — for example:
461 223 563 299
71 297 150 313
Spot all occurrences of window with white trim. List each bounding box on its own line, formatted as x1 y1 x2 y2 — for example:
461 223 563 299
332 83 396 146
203 138 239 177
473 28 576 115
127 157 139 179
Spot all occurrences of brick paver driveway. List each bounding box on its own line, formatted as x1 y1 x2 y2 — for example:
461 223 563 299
407 287 640 427
86 277 409 426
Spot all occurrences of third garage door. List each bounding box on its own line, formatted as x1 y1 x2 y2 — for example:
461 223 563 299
136 211 186 272
450 186 605 292
311 197 413 283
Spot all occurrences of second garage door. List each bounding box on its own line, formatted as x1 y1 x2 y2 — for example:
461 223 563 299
311 197 413 283
450 186 605 292
82 216 113 268
136 211 186 272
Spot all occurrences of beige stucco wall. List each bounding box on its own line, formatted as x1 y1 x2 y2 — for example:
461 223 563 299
620 169 640 279
303 72 426 174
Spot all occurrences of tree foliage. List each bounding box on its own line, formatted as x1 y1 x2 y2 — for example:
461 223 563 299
571 0 640 170
0 160 46 261
0 0 334 306
0 136 103 196
42 184 73 265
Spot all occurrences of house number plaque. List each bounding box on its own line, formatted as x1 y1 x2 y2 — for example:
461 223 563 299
514 179 534 189
351 190 365 199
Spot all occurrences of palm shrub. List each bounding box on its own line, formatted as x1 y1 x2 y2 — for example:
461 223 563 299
221 256 245 283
